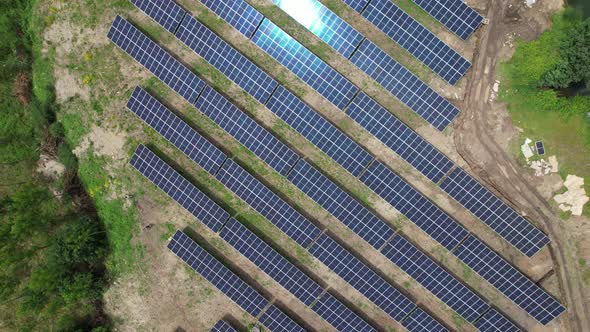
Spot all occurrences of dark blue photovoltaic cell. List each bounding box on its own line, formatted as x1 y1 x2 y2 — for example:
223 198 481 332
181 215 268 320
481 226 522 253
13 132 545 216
258 305 306 332
382 235 490 322
440 168 550 257
168 231 269 316
346 93 454 182
288 160 393 249
412 0 484 40
271 0 364 58
536 141 545 155
220 219 324 306
107 16 205 103
474 309 521 332
402 308 450 332
215 159 321 247
341 0 370 13
350 40 461 130
266 87 373 176
175 15 278 103
361 0 471 84
210 320 237 332
126 87 226 175
252 19 359 109
199 0 264 38
360 161 468 250
312 293 377 332
131 0 186 33
309 234 415 320
454 236 565 325
130 145 229 232
195 86 299 176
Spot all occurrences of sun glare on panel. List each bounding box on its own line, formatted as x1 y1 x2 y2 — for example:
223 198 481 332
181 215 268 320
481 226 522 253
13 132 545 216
274 0 324 33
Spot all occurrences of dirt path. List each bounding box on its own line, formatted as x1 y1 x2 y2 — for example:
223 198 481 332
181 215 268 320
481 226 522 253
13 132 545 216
454 0 590 330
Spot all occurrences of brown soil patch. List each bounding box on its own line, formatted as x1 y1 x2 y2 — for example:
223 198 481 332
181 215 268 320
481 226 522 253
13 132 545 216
13 71 31 105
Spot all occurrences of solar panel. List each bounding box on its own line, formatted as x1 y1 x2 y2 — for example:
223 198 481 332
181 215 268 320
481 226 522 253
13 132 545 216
402 308 450 332
350 40 461 131
107 16 205 103
130 0 186 34
474 309 522 332
288 160 394 249
198 0 264 38
210 320 237 332
309 234 415 320
454 235 565 324
220 218 324 306
312 293 377 331
536 141 545 155
168 231 269 316
175 15 279 104
215 159 321 247
411 0 484 40
130 145 230 232
195 86 300 176
252 19 359 109
341 0 370 13
346 92 454 182
440 168 550 257
126 87 226 175
360 161 468 250
382 235 489 322
266 87 374 176
258 305 307 332
360 0 471 84
271 0 365 58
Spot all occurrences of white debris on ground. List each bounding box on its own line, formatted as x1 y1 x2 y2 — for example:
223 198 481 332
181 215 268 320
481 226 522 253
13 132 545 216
36 154 65 179
554 175 589 216
489 80 500 102
525 0 536 7
521 138 559 176
521 138 535 160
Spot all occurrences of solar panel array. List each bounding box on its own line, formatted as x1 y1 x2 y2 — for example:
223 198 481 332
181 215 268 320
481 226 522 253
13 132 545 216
199 0 264 38
210 320 237 332
312 293 376 331
258 305 307 332
474 309 522 332
402 308 451 332
130 0 186 33
411 0 484 40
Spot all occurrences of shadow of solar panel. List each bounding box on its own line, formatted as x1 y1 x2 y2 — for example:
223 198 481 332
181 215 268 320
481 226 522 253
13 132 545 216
210 320 237 332
175 15 279 104
107 16 205 103
440 168 550 257
195 86 299 176
127 87 226 175
312 293 376 331
474 309 521 332
220 219 324 306
346 92 454 182
271 0 365 58
341 0 370 13
198 0 264 38
401 308 449 332
350 40 461 131
130 0 186 33
360 161 468 250
130 145 229 232
454 236 565 324
252 19 359 109
412 0 483 40
382 235 489 322
266 87 373 176
258 305 306 332
168 231 269 316
309 234 415 320
215 159 321 247
361 0 471 84
288 160 393 248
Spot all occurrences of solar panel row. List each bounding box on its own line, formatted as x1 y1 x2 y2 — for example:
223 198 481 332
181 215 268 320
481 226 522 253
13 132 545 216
312 292 376 331
210 320 237 332
199 0 264 38
474 309 522 332
411 0 484 40
130 0 186 33
403 308 451 332
259 305 307 332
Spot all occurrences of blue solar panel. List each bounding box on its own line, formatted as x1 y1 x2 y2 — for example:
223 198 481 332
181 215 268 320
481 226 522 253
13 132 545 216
536 141 545 155
195 86 299 176
130 145 230 232
271 0 365 58
474 309 522 332
220 218 324 306
361 0 471 84
107 16 205 103
440 168 550 257
168 231 269 316
266 87 373 176
258 305 307 332
210 320 236 332
454 235 565 324
312 293 377 331
288 160 393 249
252 19 359 109
360 161 468 250
346 92 454 182
215 159 321 247
411 0 484 40
350 40 461 130
198 0 264 38
126 87 226 175
402 308 450 332
382 235 489 322
309 234 415 320
175 15 278 104
131 0 186 33
341 0 370 13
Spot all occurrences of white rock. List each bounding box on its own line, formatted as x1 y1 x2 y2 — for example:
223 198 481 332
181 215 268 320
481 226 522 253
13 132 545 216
554 175 589 216
521 138 534 160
